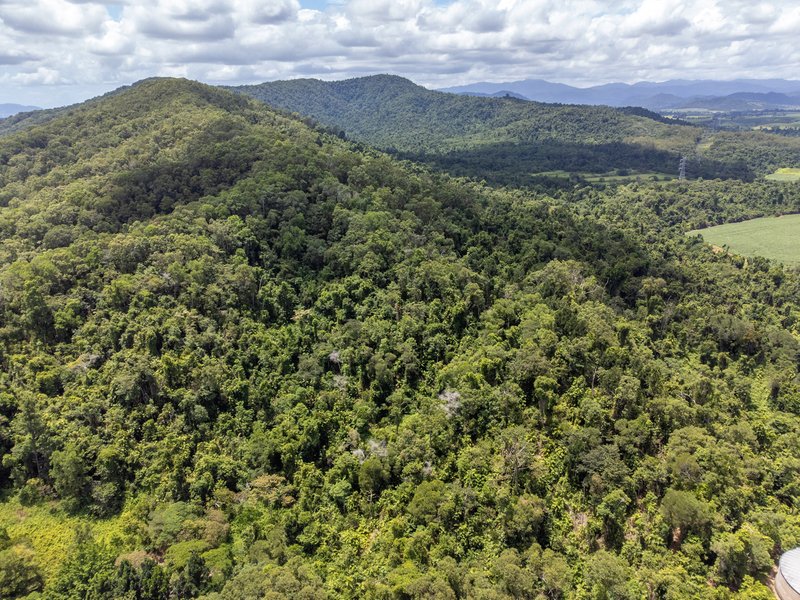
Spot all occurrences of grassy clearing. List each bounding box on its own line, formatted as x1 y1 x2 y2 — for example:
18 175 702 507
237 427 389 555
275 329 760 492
689 213 800 266
0 498 130 581
766 167 800 182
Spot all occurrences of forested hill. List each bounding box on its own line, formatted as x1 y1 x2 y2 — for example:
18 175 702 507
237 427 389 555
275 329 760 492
1 77 800 599
232 75 800 184
231 74 696 153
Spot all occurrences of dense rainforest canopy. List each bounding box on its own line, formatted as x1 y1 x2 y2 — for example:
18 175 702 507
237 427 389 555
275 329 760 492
0 78 798 599
231 75 696 153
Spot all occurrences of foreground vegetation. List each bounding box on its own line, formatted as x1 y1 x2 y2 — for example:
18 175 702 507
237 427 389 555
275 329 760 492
0 79 799 599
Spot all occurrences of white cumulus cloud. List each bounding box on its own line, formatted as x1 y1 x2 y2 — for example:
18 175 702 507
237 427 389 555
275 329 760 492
0 0 799 107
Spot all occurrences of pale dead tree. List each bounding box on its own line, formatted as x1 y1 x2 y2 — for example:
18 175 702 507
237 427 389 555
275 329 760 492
368 438 387 458
501 428 530 491
438 389 462 418
332 375 348 391
346 428 361 449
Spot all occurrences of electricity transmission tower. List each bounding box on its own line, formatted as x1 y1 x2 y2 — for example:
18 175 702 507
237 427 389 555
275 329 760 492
679 156 687 180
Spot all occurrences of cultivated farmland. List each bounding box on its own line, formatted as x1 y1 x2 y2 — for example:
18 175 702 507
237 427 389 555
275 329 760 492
689 213 800 265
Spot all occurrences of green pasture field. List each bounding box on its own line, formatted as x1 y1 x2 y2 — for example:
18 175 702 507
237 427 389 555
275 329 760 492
766 168 800 182
689 213 800 265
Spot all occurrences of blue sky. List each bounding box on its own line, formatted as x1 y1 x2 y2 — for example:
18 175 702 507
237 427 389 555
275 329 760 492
298 0 452 6
2 0 799 107
299 0 341 8
105 5 123 20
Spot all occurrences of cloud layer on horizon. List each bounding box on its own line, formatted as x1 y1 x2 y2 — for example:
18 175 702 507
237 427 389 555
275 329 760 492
1 0 799 106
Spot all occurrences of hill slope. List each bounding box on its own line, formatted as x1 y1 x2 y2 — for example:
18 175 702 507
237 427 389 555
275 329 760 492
230 75 780 180
0 78 799 599
232 75 799 183
231 75 696 153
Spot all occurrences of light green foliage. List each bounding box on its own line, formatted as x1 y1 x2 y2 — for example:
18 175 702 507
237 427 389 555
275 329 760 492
164 540 211 571
585 550 638 600
44 527 115 600
50 442 89 510
148 502 198 550
0 499 127 584
0 528 43 599
712 525 773 588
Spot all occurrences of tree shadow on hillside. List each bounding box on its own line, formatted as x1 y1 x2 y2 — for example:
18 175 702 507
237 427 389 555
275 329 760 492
397 140 755 189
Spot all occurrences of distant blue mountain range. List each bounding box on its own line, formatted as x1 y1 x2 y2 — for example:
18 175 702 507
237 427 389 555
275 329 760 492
457 90 530 100
439 79 800 111
0 103 40 118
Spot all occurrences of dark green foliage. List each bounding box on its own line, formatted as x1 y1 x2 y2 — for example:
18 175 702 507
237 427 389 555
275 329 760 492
660 489 715 546
172 552 210 598
711 525 773 588
139 560 169 600
700 130 800 175
401 141 754 187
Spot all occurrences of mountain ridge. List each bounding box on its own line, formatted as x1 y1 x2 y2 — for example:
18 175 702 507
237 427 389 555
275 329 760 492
229 74 693 150
440 77 800 110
